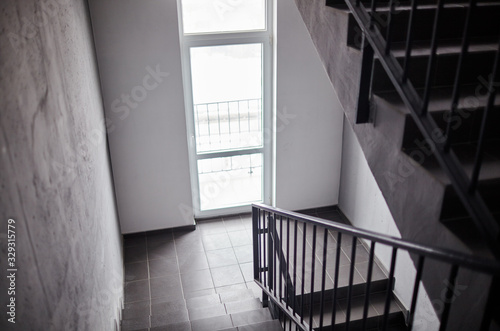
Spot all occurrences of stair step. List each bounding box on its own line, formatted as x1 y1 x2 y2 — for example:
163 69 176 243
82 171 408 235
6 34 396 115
302 292 406 331
218 320 283 331
346 4 500 49
372 49 498 93
294 278 391 307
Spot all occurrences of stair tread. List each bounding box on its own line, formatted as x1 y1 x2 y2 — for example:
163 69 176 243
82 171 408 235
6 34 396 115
389 38 499 58
375 84 500 115
405 141 500 185
302 291 405 329
218 320 283 331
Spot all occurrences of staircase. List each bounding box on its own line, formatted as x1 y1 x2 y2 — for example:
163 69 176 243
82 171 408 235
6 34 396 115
267 0 500 329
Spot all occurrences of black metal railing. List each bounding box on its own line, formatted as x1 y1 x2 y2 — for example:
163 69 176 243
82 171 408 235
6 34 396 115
346 0 500 257
252 203 500 331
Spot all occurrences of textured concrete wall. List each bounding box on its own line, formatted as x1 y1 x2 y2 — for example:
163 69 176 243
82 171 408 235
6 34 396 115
0 0 123 330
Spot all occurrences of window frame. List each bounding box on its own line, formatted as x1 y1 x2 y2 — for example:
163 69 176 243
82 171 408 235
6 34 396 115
177 0 273 218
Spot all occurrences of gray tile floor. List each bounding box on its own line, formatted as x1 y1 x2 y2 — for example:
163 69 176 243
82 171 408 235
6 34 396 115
123 214 262 316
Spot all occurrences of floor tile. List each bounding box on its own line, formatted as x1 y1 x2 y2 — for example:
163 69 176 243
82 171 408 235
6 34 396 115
198 219 227 235
178 251 209 273
150 309 189 327
355 261 388 282
224 298 262 314
188 303 227 321
211 265 245 287
183 288 217 299
227 230 252 247
219 288 254 303
206 248 239 268
191 314 233 331
151 300 187 315
233 245 253 263
125 261 149 282
186 293 221 309
181 269 214 292
150 321 191 331
124 279 150 303
239 262 254 283
338 296 378 320
148 240 177 260
216 283 249 294
121 316 150 331
230 308 272 327
122 300 150 320
125 244 148 263
124 235 147 248
149 257 179 278
202 232 232 251
150 274 183 300
336 265 365 287
223 215 245 232
147 230 174 244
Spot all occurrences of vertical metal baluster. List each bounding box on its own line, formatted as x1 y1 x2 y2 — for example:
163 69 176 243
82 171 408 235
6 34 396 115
293 219 298 316
402 0 417 83
422 0 444 116
286 217 291 309
279 215 284 302
408 256 425 330
319 228 328 330
444 0 477 152
273 214 277 297
369 0 378 30
385 0 396 55
309 225 317 330
382 248 398 330
439 265 459 331
469 35 500 193
331 232 342 327
356 35 375 124
252 207 260 283
261 211 268 306
361 242 376 330
300 222 307 324
346 236 358 331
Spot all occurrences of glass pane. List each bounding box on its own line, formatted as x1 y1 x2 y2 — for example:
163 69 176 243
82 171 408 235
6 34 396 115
190 44 263 153
198 153 262 210
181 0 266 34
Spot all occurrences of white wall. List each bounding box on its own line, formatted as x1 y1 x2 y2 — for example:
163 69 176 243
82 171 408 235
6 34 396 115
274 0 344 211
88 0 194 233
339 118 439 330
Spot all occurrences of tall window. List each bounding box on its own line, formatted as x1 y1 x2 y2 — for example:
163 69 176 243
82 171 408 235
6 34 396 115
178 0 273 217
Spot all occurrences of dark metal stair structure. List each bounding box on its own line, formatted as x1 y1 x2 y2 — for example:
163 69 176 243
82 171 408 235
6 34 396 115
280 0 500 329
252 204 500 331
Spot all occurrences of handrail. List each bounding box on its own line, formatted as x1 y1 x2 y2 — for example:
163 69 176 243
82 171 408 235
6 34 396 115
345 0 500 257
252 203 500 331
254 203 500 274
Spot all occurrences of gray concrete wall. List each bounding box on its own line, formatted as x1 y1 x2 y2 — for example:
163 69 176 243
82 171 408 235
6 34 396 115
0 0 123 330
